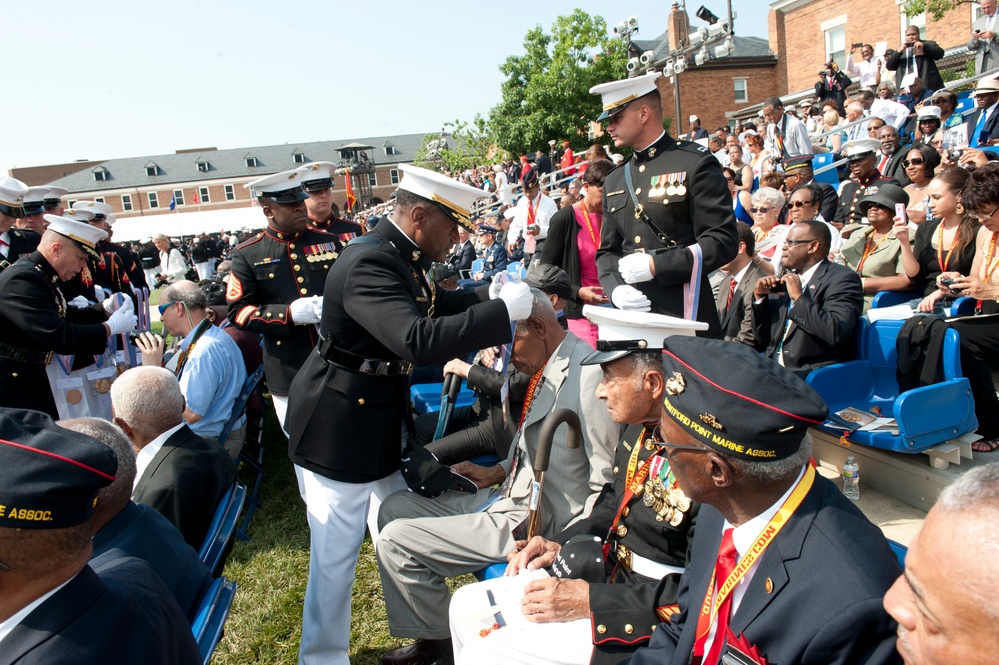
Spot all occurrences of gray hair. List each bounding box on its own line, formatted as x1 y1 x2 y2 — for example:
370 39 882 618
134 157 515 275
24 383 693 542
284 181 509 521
110 366 184 437
736 434 814 483
752 186 785 210
937 462 999 512
514 286 558 333
161 280 207 310
58 418 135 512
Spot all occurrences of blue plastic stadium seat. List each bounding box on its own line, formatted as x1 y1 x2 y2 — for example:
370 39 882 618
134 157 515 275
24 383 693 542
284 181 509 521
956 91 975 115
199 482 247 577
949 296 977 316
507 261 526 279
191 576 238 665
806 319 977 452
460 258 485 280
811 153 840 188
410 382 477 415
474 562 509 582
870 290 922 309
887 539 908 569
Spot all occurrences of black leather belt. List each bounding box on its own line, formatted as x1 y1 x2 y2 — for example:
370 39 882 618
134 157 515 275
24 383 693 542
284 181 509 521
317 337 412 376
0 343 53 365
629 247 676 256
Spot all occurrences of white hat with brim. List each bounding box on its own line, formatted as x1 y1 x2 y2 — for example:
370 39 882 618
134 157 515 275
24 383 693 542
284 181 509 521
73 200 114 223
590 72 663 122
842 138 882 161
43 187 67 207
579 305 708 365
245 169 310 204
296 161 337 192
44 215 107 260
0 176 29 217
397 163 487 233
973 78 999 96
62 208 96 223
916 105 942 120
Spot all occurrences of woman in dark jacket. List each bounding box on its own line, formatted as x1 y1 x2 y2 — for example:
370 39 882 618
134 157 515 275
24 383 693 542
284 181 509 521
540 159 615 346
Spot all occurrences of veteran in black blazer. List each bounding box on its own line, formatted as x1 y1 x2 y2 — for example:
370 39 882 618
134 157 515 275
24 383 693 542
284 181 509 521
623 336 901 665
751 221 863 377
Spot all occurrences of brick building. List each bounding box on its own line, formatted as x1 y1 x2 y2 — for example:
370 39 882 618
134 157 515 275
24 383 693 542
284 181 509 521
770 0 977 95
42 133 429 219
627 5 779 133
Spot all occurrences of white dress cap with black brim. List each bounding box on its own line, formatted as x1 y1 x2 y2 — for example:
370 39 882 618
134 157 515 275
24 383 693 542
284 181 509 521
22 187 50 215
579 304 708 366
0 176 29 218
73 200 114 223
296 161 337 192
245 169 310 205
43 186 68 208
44 215 108 260
396 164 488 234
841 138 881 161
589 72 662 122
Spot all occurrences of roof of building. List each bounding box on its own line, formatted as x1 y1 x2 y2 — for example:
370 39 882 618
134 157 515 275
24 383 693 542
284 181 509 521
633 29 775 65
47 132 430 193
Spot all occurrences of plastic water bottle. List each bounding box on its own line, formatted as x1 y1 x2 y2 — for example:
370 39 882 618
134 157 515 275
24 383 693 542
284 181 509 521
842 456 860 500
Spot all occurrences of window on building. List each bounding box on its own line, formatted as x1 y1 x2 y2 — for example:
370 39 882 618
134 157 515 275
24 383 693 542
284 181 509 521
94 197 105 204
224 184 235 201
293 152 306 163
145 162 160 176
148 192 159 209
93 167 110 182
197 160 210 172
383 144 396 155
368 172 377 186
390 169 400 184
245 156 259 167
199 187 210 203
122 194 133 212
173 189 185 206
734 78 748 103
820 15 848 70
901 5 926 39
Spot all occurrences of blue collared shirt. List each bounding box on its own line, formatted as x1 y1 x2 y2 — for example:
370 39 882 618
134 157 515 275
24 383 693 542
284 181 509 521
178 323 246 439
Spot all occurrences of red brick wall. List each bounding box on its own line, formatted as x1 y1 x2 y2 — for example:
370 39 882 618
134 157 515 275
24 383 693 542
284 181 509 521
773 0 974 95
657 64 779 131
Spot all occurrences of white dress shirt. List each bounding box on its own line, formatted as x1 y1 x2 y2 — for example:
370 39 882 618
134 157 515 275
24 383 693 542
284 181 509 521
133 421 185 488
507 192 558 243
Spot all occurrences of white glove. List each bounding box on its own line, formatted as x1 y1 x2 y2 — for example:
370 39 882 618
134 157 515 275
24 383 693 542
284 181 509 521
311 296 323 321
69 296 92 309
101 293 132 315
94 285 111 302
611 285 652 312
289 296 320 325
618 253 655 284
489 274 505 300
106 306 138 336
499 281 533 321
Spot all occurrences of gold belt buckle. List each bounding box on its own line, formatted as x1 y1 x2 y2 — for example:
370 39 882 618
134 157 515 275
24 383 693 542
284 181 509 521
633 248 647 254
616 542 632 571
634 203 644 220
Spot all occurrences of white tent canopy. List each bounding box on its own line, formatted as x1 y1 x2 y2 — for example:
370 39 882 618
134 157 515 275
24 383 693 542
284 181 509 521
110 207 267 243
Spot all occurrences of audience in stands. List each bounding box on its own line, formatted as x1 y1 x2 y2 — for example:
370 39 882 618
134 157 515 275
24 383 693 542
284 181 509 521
111 366 237 549
726 166 754 224
885 26 945 94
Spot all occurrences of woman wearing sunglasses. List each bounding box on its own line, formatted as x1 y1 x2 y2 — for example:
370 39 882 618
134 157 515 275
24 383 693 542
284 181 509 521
894 166 980 313
901 143 940 225
749 187 788 264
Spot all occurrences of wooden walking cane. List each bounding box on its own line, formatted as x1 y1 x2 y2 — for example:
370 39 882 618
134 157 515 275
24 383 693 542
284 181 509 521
525 408 582 540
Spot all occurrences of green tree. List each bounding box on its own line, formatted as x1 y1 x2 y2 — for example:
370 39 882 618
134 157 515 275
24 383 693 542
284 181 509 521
488 9 627 157
901 0 972 21
413 117 505 175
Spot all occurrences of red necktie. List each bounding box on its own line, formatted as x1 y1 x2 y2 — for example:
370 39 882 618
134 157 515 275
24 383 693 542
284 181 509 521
726 278 737 308
702 529 738 665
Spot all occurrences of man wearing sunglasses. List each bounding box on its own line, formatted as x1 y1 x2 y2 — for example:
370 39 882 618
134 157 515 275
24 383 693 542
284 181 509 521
626 336 901 665
833 138 898 229
750 220 863 377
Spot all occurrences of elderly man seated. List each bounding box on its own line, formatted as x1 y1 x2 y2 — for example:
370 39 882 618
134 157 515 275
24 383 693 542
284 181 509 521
111 366 237 549
449 308 699 665
58 416 213 621
0 408 200 664
376 289 621 665
751 220 864 377
135 279 247 457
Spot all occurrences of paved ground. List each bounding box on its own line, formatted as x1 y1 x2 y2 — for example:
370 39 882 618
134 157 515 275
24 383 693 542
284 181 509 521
816 464 924 546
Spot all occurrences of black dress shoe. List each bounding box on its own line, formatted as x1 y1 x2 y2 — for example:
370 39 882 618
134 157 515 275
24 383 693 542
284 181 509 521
381 639 440 665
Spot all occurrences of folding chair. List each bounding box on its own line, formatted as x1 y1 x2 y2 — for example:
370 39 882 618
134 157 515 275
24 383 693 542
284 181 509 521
191 576 238 665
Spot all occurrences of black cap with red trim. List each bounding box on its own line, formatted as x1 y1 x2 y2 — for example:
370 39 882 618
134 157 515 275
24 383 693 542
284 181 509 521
0 408 117 528
659 338 828 460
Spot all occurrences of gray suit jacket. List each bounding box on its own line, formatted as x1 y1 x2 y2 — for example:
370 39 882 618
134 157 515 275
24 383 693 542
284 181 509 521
494 331 621 537
715 261 765 346
969 14 999 75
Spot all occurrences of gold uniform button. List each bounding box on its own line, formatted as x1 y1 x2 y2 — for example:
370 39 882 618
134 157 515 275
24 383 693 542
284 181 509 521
635 187 642 195
765 577 774 593
624 624 634 635
651 625 657 632
297 276 305 283
276 340 282 346
596 625 607 635
268 273 274 279
635 235 642 243
613 465 619 474
12 372 17 378
617 525 628 537
266 312 272 318
622 506 630 517
290 253 298 260
255 310 261 316
323 265 329 269
358 397 365 405
294 264 302 272
289 243 296 249
639 164 646 172
300 288 308 295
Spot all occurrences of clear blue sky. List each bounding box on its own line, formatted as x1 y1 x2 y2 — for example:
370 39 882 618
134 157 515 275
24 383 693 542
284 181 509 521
1 0 769 176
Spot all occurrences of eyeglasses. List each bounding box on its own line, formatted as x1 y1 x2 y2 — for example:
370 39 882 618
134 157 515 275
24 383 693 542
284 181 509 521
750 207 771 213
158 301 185 315
649 425 711 455
973 204 999 221
783 238 818 247
788 200 816 208
901 158 925 167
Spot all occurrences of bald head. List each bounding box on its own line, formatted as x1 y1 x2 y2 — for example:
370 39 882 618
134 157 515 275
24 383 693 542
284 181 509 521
161 280 207 310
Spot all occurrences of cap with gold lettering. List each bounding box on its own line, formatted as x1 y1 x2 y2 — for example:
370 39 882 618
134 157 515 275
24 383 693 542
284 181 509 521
0 408 117 528
659 337 827 460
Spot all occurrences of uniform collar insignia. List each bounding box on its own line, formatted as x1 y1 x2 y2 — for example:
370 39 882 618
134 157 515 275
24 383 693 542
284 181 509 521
412 250 421 262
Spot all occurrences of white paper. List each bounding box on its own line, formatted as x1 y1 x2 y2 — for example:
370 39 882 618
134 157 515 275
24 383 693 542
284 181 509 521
866 304 914 321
